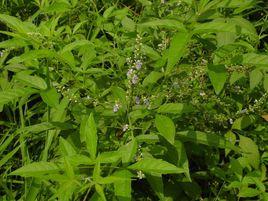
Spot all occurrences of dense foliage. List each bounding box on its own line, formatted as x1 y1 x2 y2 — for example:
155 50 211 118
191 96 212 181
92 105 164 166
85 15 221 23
0 0 268 200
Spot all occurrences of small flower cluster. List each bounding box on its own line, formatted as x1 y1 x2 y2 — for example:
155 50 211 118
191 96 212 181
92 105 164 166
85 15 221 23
113 101 120 113
134 96 150 108
126 34 143 85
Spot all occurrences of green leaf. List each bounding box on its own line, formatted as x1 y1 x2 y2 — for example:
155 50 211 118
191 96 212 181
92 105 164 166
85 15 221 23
0 146 20 167
146 173 165 200
10 162 61 177
8 49 56 64
238 187 260 198
59 137 77 157
224 131 236 156
0 87 37 107
239 135 260 169
15 72 47 90
121 17 136 32
40 87 60 107
230 71 246 85
176 131 240 151
0 14 35 33
119 138 137 164
264 75 268 92
80 113 98 159
166 31 190 74
155 115 175 144
98 151 121 163
113 170 133 201
242 53 268 67
249 69 263 90
157 103 194 114
61 40 91 53
232 115 256 130
142 71 163 87
207 64 227 95
95 184 107 201
138 19 186 31
128 158 185 174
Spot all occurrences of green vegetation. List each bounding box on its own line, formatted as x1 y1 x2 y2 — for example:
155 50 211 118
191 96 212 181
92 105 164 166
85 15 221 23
0 0 268 200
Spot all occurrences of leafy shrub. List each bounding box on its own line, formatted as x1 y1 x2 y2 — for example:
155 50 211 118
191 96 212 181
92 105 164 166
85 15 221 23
0 0 268 200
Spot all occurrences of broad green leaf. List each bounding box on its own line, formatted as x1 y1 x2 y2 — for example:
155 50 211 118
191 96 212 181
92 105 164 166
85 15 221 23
80 113 98 159
0 14 35 33
238 187 260 198
129 109 150 123
174 140 191 181
216 32 236 47
113 170 133 201
239 135 260 169
95 184 107 201
142 71 163 87
230 71 246 85
61 40 91 53
207 64 227 95
121 17 136 32
176 131 240 151
142 45 161 60
138 19 186 31
225 131 236 156
15 72 47 90
166 31 190 74
157 103 194 114
0 38 29 49
98 151 121 163
40 87 60 107
120 138 137 164
155 115 175 144
128 158 185 174
249 69 263 90
232 115 256 130
0 87 37 107
8 49 56 64
59 137 77 157
10 162 61 177
146 173 165 200
242 53 268 67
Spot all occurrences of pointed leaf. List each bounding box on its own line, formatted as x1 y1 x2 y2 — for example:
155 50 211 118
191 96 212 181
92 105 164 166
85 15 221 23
155 115 175 144
207 64 227 95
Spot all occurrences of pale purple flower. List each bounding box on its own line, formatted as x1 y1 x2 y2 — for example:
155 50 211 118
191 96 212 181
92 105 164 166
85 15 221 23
127 69 134 78
135 96 141 105
135 60 142 70
131 74 139 85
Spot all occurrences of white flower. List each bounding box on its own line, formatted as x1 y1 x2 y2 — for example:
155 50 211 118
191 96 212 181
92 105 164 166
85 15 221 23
122 124 129 132
113 103 120 113
143 98 150 107
229 119 233 125
135 60 142 70
0 51 3 57
200 91 206 96
131 74 139 85
240 109 247 114
137 171 145 179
